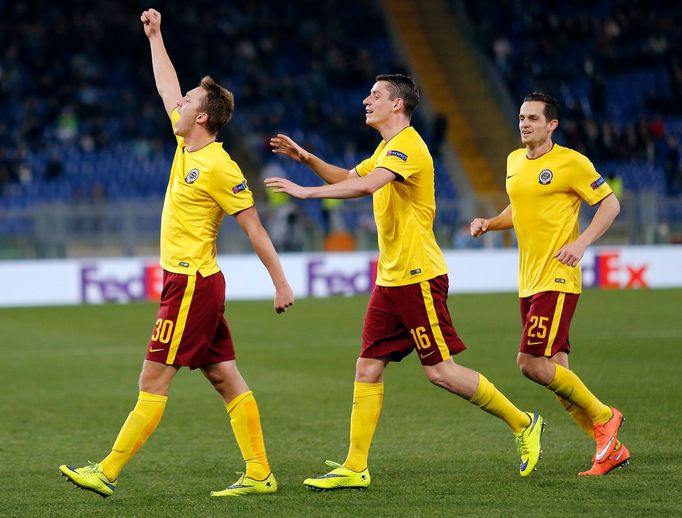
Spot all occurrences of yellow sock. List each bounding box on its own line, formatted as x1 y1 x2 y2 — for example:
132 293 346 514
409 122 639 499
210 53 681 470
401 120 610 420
547 365 612 424
343 381 384 471
469 374 530 434
227 391 270 480
556 396 595 439
100 391 167 481
556 396 621 448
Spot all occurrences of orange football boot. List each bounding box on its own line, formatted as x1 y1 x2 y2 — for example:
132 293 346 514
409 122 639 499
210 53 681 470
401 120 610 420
579 443 630 476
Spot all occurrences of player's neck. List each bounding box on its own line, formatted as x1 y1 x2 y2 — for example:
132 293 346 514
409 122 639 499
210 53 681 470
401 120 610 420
377 118 411 143
184 128 216 152
526 138 554 159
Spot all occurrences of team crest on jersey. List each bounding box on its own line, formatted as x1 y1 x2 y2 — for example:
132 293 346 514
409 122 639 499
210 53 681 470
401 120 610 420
538 169 553 185
232 180 248 194
185 168 200 184
387 150 408 161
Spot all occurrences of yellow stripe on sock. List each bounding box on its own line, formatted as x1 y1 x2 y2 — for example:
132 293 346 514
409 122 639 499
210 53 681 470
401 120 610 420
166 275 196 365
419 281 450 362
544 292 566 356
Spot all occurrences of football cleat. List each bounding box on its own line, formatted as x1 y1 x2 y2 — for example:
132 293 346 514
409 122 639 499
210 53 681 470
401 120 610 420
579 443 630 476
514 412 545 477
210 472 277 497
594 407 624 464
59 462 117 497
303 460 370 491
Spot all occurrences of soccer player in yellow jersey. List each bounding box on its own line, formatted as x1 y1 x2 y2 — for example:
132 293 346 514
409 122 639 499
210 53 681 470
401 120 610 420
265 74 545 489
58 9 294 498
471 92 629 476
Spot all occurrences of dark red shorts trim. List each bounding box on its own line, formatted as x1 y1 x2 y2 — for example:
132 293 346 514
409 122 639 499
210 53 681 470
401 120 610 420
361 274 466 366
146 270 234 369
519 291 579 357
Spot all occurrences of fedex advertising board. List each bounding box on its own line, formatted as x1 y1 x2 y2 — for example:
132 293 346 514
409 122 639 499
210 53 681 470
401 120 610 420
0 246 680 307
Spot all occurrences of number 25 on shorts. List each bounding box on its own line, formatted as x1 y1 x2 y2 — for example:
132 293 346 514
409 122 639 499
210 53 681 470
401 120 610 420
527 316 548 339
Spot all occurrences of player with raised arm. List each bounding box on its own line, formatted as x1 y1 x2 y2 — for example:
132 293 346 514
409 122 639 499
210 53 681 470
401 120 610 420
58 9 294 498
470 92 629 476
266 74 544 489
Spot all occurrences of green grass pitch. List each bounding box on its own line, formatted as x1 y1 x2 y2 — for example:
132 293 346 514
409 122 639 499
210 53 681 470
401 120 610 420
1 289 680 517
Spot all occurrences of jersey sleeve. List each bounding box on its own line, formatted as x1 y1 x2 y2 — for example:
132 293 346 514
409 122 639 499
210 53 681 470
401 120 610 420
355 143 382 177
209 160 255 215
569 152 613 205
373 133 421 181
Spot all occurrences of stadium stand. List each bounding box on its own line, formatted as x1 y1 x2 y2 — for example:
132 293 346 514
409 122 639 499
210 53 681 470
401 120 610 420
1 0 680 255
459 0 682 198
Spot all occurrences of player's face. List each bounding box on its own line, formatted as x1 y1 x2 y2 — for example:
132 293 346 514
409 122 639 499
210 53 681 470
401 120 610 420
518 101 555 146
363 81 396 128
174 87 207 136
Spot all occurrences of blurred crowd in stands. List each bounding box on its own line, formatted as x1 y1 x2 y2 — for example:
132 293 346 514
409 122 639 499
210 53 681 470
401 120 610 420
1 0 681 240
0 0 403 204
463 0 682 196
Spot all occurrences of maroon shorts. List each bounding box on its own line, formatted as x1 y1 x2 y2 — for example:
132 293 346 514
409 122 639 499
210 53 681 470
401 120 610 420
361 274 466 366
146 270 234 369
519 291 580 357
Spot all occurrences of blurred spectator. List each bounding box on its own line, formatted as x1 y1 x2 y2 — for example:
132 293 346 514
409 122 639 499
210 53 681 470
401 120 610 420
605 173 624 199
45 151 63 181
0 148 17 194
664 136 682 195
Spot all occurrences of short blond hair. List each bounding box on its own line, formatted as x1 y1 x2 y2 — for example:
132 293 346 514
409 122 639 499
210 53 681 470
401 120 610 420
199 76 235 133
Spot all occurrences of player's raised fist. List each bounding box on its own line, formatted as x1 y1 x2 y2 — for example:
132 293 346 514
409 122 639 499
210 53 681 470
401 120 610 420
141 8 161 38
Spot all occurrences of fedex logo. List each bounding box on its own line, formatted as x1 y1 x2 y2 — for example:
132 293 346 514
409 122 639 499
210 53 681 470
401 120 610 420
582 251 649 289
81 263 163 303
307 258 378 297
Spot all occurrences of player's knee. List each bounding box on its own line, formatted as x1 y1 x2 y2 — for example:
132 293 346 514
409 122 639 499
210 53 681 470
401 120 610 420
517 355 547 383
355 358 384 383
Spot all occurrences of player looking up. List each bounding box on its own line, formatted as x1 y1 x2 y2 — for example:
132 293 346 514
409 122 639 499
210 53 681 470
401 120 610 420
470 92 629 476
266 74 544 490
59 8 294 498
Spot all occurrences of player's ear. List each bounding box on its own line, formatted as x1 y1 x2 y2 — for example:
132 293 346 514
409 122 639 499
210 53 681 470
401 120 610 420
196 112 208 125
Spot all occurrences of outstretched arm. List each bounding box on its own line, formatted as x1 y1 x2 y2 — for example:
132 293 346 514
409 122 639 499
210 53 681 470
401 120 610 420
234 206 294 313
265 168 395 200
141 9 182 118
470 204 513 237
555 193 620 266
270 134 355 184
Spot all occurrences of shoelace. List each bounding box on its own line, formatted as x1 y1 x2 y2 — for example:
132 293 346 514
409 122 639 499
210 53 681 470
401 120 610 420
85 461 101 473
325 460 342 469
232 471 246 485
515 436 529 456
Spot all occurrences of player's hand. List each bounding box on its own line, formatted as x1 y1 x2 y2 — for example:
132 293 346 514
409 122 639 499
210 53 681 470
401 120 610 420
554 241 586 267
141 8 162 38
274 283 294 313
470 217 489 237
270 134 310 163
264 177 310 199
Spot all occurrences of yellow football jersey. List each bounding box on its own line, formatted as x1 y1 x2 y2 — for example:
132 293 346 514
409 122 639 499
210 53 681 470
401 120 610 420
356 126 448 287
160 110 254 276
506 144 613 297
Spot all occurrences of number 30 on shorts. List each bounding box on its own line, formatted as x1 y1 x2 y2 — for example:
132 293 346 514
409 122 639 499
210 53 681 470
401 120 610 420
151 318 174 343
